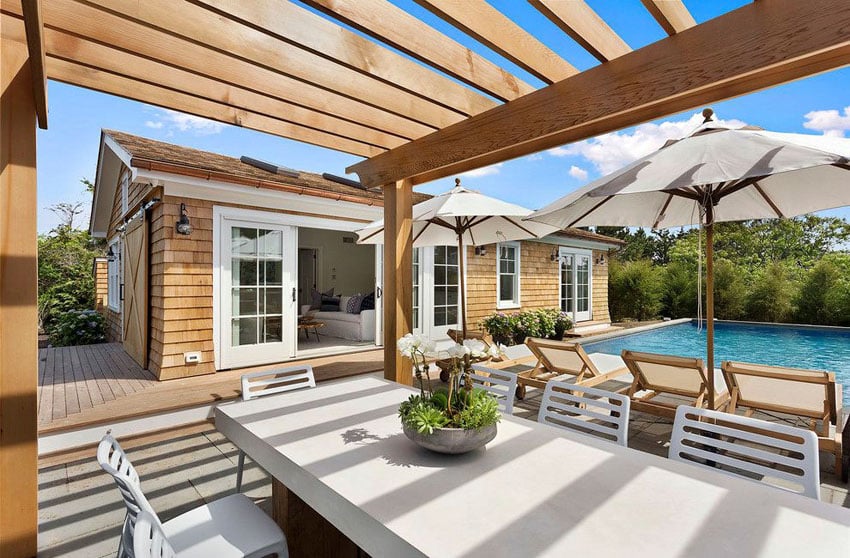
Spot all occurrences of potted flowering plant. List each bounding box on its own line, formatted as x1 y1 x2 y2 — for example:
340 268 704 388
397 333 504 454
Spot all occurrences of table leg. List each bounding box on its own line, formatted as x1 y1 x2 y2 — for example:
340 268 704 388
272 478 367 558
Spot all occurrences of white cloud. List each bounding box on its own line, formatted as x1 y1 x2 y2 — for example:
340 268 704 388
803 106 850 137
144 109 225 136
549 112 747 175
526 153 544 161
460 163 503 178
568 165 588 180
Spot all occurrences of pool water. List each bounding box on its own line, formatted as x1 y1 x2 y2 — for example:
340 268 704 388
583 320 850 405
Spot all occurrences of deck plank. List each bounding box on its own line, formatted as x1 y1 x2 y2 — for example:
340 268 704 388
63 346 81 417
89 342 128 398
51 346 67 421
39 346 55 425
88 343 118 402
70 345 92 413
78 343 105 407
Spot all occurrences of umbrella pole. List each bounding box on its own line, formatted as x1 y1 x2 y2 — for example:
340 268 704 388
705 217 716 410
457 232 467 339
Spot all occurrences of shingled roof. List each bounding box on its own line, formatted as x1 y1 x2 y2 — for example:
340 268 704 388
104 130 431 205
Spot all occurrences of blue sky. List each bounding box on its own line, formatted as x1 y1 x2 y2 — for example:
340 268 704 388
36 0 850 233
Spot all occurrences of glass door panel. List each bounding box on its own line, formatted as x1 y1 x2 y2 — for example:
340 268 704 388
221 221 295 368
559 249 592 323
575 255 591 321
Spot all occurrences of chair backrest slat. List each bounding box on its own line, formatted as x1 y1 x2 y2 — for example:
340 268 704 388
526 338 600 378
134 510 176 558
669 405 820 500
98 433 162 556
241 364 316 401
538 380 630 446
469 364 517 414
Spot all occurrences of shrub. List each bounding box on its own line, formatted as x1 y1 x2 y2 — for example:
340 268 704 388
480 308 572 346
712 259 748 320
609 259 662 321
745 263 794 323
660 261 697 319
49 309 107 347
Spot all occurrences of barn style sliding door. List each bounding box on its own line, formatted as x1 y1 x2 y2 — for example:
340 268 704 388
123 217 148 367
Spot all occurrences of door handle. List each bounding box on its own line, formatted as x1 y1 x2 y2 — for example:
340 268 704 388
292 287 296 302
376 286 382 298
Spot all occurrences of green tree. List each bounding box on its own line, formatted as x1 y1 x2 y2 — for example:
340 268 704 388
608 259 662 321
712 259 748 320
745 263 794 323
660 260 697 318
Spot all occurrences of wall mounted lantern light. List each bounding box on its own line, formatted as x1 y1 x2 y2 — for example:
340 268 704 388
595 253 606 265
106 246 116 262
550 248 559 262
474 245 487 257
175 203 193 235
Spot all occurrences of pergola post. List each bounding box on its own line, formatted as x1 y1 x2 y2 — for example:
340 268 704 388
0 36 40 558
382 179 413 384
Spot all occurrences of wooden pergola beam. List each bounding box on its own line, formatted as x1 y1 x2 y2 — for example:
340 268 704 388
197 0 496 117
301 0 535 102
79 0 461 129
642 0 697 35
350 0 850 187
1 15 406 152
529 0 631 62
413 0 577 84
47 57 385 158
2 0 434 141
20 0 47 128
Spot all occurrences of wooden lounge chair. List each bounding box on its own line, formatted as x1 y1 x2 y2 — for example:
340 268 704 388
621 350 730 419
721 361 845 480
514 337 630 399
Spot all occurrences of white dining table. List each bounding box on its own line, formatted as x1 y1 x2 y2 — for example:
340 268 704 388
215 375 850 558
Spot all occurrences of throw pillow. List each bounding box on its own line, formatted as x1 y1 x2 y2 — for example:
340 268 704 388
311 287 334 310
320 294 340 312
360 291 375 311
347 294 363 314
339 295 352 313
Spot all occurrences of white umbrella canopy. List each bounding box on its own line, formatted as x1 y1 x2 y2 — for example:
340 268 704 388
530 126 850 230
527 117 850 409
357 180 558 247
357 179 559 337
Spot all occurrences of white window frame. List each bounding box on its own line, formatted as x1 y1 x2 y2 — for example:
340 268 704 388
497 241 521 309
107 237 122 312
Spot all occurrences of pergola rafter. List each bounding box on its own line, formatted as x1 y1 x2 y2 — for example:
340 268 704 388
3 1 850 554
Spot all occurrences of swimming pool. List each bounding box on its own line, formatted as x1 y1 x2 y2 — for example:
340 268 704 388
583 320 850 404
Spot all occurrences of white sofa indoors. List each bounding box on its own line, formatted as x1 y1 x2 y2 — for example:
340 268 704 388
300 304 376 342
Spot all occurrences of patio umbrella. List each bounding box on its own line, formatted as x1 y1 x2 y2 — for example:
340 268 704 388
357 179 558 338
526 111 850 408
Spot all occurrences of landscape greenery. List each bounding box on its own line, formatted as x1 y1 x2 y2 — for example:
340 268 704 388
39 179 107 346
599 216 850 325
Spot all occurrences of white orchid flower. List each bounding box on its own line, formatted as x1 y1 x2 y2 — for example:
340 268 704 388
446 343 471 359
463 339 488 359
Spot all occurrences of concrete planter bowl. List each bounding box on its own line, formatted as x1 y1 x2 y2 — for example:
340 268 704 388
402 423 498 455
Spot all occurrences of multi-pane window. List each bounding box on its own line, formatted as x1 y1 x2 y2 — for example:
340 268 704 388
433 245 459 327
497 242 520 308
107 238 122 311
412 248 421 330
560 254 573 313
576 256 590 313
231 227 284 347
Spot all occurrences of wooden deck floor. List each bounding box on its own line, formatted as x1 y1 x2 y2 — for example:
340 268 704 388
38 343 383 434
38 343 157 426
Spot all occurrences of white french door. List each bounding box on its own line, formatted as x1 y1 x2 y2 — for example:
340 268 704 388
422 245 461 339
220 219 296 368
559 248 592 323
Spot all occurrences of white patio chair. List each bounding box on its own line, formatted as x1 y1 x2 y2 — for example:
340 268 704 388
537 380 631 446
669 405 821 500
133 510 176 558
470 364 518 414
237 365 316 492
98 432 288 558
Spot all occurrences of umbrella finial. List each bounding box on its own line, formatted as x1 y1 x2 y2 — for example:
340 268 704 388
455 177 461 187
702 108 714 123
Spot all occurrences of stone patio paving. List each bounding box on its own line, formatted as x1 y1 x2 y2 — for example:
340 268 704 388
38 386 849 557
